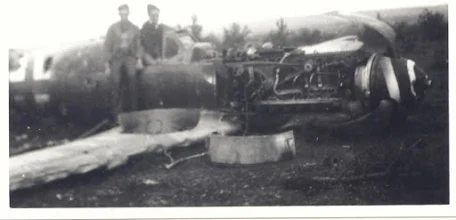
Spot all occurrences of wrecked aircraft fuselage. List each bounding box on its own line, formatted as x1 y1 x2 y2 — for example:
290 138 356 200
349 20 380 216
9 13 431 135
8 12 435 191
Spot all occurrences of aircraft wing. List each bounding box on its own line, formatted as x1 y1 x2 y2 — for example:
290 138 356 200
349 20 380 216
10 110 241 191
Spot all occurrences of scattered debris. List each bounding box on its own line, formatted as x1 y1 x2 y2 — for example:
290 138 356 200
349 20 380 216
14 134 28 141
165 152 208 169
142 179 160 186
76 119 110 140
312 172 421 183
21 143 31 150
95 188 121 196
313 137 425 184
301 162 317 167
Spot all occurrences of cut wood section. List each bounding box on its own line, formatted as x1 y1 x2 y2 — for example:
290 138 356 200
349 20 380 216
10 110 240 191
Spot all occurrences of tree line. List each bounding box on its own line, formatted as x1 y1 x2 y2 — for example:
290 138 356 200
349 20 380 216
173 9 448 69
177 14 340 49
391 9 448 69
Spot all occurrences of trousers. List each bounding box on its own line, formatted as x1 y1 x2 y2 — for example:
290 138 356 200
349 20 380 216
110 57 139 116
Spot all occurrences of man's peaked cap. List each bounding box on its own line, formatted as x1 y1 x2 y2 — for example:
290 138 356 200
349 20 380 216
118 4 129 11
147 4 160 13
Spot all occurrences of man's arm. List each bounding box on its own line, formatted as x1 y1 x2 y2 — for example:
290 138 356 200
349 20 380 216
139 23 147 59
132 26 145 69
135 28 144 61
104 25 114 65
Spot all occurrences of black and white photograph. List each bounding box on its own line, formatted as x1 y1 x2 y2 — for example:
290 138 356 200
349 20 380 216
5 0 453 218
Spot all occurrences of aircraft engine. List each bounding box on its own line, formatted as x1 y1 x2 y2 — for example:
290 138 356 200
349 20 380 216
221 48 371 113
219 45 432 133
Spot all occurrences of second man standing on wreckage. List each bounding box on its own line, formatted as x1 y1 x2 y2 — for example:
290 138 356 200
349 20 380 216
140 4 166 66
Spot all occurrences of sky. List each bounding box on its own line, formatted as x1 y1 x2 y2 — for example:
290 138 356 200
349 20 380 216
6 0 449 49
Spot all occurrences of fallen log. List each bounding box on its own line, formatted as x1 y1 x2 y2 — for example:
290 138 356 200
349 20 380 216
10 110 240 191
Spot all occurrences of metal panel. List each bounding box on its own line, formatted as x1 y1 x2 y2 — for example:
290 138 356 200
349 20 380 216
207 130 296 165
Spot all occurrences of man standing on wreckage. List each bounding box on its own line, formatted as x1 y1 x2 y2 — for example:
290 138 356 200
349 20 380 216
140 4 168 66
104 3 144 130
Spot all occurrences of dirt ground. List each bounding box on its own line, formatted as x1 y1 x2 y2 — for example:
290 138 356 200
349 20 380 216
9 68 449 207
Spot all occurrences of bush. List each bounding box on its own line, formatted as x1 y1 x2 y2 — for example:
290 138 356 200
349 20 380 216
393 22 420 54
222 23 251 48
417 9 448 42
391 9 448 70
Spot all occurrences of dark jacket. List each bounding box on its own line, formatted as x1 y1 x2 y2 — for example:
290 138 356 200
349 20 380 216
104 20 142 63
140 22 165 59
